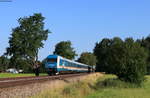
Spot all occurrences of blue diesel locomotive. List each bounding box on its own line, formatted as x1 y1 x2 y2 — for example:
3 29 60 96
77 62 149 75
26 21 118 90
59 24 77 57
45 55 92 75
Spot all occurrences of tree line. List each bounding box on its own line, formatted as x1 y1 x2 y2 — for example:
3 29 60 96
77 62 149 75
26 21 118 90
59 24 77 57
0 13 96 74
94 37 149 85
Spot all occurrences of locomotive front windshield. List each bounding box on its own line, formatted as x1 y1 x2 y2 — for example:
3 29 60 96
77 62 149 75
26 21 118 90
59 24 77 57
47 58 57 63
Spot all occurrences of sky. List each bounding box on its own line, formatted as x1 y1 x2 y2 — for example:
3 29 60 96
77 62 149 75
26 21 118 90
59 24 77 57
0 0 150 60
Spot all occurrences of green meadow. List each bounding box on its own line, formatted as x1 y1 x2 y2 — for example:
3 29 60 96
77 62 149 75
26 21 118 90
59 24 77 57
86 75 150 98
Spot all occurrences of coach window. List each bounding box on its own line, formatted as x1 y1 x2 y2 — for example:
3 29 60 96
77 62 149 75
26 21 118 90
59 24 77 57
65 61 68 66
73 63 76 67
70 62 72 67
68 62 70 66
71 63 73 67
60 60 64 66
69 62 71 67
62 61 65 66
75 64 77 67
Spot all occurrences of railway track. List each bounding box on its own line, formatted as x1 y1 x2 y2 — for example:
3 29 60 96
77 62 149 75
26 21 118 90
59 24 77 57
0 73 89 88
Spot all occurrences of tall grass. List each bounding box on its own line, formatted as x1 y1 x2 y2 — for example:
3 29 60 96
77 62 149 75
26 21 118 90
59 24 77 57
31 73 102 98
61 81 93 98
86 75 150 98
31 74 150 98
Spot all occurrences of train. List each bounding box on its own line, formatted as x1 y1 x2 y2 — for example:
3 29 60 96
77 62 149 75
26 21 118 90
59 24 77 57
45 55 94 75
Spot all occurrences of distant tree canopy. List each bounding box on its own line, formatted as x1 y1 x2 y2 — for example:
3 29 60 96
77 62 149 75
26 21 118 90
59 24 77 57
94 37 148 85
5 13 50 72
0 56 9 72
53 41 77 59
40 58 47 73
137 36 150 74
77 52 97 66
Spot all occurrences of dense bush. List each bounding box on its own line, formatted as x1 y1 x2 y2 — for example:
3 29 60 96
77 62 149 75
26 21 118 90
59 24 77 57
137 36 150 74
94 37 148 85
0 56 9 72
115 38 147 84
94 38 112 73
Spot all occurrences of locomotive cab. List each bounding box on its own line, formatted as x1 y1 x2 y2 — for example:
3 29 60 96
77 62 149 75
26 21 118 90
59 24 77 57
45 56 58 75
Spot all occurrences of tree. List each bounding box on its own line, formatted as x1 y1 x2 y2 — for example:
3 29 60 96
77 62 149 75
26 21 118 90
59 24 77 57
114 38 147 85
93 38 112 72
40 58 47 73
77 52 97 66
53 41 77 59
107 37 124 74
94 37 148 85
137 36 150 74
0 55 9 72
5 13 51 74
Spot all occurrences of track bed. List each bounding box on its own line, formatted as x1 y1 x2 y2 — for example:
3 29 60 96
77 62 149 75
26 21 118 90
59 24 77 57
0 73 89 88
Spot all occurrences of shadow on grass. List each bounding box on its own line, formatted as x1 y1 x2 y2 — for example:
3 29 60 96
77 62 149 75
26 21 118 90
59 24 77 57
94 78 141 89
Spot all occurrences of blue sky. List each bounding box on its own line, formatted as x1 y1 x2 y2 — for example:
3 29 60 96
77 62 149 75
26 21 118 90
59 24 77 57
0 0 150 60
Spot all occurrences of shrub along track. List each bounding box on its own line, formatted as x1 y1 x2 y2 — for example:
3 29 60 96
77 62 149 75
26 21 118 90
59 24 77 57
0 73 89 88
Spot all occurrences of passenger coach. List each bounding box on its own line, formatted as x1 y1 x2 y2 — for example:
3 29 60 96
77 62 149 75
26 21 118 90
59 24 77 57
45 55 92 75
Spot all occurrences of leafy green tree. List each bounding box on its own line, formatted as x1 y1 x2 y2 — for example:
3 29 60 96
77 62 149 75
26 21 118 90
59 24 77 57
40 58 47 73
53 41 77 59
137 36 150 74
5 13 51 73
77 52 97 66
108 37 124 74
94 37 147 85
114 38 147 85
93 38 111 72
0 55 9 72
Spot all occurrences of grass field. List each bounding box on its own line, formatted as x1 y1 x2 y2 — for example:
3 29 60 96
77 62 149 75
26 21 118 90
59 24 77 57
31 73 150 98
86 75 150 98
0 73 47 78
